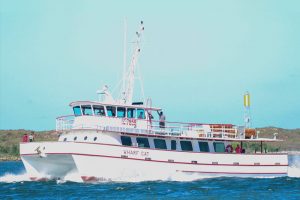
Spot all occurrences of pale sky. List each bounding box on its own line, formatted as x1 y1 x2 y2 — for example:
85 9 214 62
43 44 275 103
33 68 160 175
0 0 299 130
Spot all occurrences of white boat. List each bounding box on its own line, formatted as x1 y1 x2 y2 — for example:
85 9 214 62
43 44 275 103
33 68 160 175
20 22 288 181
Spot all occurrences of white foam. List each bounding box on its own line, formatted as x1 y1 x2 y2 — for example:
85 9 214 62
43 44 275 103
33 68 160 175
0 172 30 183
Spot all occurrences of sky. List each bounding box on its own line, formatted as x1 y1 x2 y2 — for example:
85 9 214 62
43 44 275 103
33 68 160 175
0 0 299 130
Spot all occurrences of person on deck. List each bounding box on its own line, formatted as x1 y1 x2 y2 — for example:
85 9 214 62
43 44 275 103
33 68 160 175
138 112 144 119
159 111 166 128
29 132 34 142
235 144 241 153
22 134 28 143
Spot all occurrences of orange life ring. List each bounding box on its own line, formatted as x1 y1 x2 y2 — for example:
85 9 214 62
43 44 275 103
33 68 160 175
225 144 233 153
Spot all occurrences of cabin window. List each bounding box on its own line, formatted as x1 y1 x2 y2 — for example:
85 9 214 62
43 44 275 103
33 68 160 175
106 106 116 117
73 106 81 116
154 139 167 149
136 137 150 148
213 142 225 152
82 105 93 116
171 140 176 150
180 141 193 151
198 142 210 152
117 107 126 118
127 108 136 119
120 136 132 146
93 105 105 116
137 109 145 119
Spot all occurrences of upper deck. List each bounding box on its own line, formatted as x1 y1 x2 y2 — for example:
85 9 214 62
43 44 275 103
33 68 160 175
56 101 280 142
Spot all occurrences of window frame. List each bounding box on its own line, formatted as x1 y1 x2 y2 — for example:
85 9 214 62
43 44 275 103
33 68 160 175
171 140 176 150
73 106 82 116
81 105 93 116
213 142 225 153
127 108 137 119
120 136 132 146
93 105 106 116
154 139 167 149
136 137 150 148
137 109 145 119
198 141 210 152
106 106 116 117
180 141 193 152
117 107 126 118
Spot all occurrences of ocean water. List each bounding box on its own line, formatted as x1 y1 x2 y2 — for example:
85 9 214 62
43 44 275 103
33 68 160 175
0 155 299 200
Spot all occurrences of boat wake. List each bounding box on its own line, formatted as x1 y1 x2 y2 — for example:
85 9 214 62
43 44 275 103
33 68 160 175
1 166 299 184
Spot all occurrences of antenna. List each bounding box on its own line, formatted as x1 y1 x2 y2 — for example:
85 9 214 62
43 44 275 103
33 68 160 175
122 18 127 99
244 91 251 128
122 21 145 105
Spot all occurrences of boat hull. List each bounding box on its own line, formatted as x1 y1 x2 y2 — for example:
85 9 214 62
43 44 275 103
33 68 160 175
20 141 288 181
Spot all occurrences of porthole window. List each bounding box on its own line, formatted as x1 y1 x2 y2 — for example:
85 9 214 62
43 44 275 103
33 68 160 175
63 138 67 142
94 137 97 141
74 136 77 141
84 136 88 140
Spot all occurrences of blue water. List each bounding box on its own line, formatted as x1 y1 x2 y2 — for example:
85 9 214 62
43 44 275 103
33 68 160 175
1 155 300 200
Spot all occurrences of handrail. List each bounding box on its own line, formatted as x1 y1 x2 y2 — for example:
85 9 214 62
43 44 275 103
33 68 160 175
55 115 241 139
56 114 234 127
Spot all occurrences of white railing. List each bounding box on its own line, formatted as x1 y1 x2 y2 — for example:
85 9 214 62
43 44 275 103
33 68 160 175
56 115 241 139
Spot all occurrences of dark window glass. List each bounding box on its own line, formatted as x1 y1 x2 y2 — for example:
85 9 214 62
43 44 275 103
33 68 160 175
121 136 132 146
93 105 105 116
94 137 97 141
73 106 81 116
74 136 77 141
137 109 145 119
180 141 193 151
106 106 116 117
136 137 150 148
198 142 210 152
127 108 136 118
84 136 87 140
154 139 167 149
63 138 67 142
171 140 176 150
82 105 93 115
213 142 225 152
117 107 126 118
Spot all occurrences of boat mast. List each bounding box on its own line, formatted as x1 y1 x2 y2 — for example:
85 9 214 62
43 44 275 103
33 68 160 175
122 21 144 105
122 18 127 99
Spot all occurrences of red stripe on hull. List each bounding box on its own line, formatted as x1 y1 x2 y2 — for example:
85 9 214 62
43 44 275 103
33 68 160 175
20 152 288 167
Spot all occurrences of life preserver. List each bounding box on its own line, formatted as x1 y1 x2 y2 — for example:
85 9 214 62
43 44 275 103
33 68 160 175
225 144 233 153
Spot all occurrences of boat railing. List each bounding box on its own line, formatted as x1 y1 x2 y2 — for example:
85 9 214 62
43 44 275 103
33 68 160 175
56 115 241 139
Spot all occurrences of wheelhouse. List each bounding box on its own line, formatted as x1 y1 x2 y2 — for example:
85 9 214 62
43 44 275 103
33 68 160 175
69 101 161 120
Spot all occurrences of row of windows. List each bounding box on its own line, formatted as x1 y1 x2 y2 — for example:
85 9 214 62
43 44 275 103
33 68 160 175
73 105 146 119
120 136 225 152
63 136 98 142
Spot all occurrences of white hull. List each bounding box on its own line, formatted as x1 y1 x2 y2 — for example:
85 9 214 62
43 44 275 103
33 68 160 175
20 140 288 181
